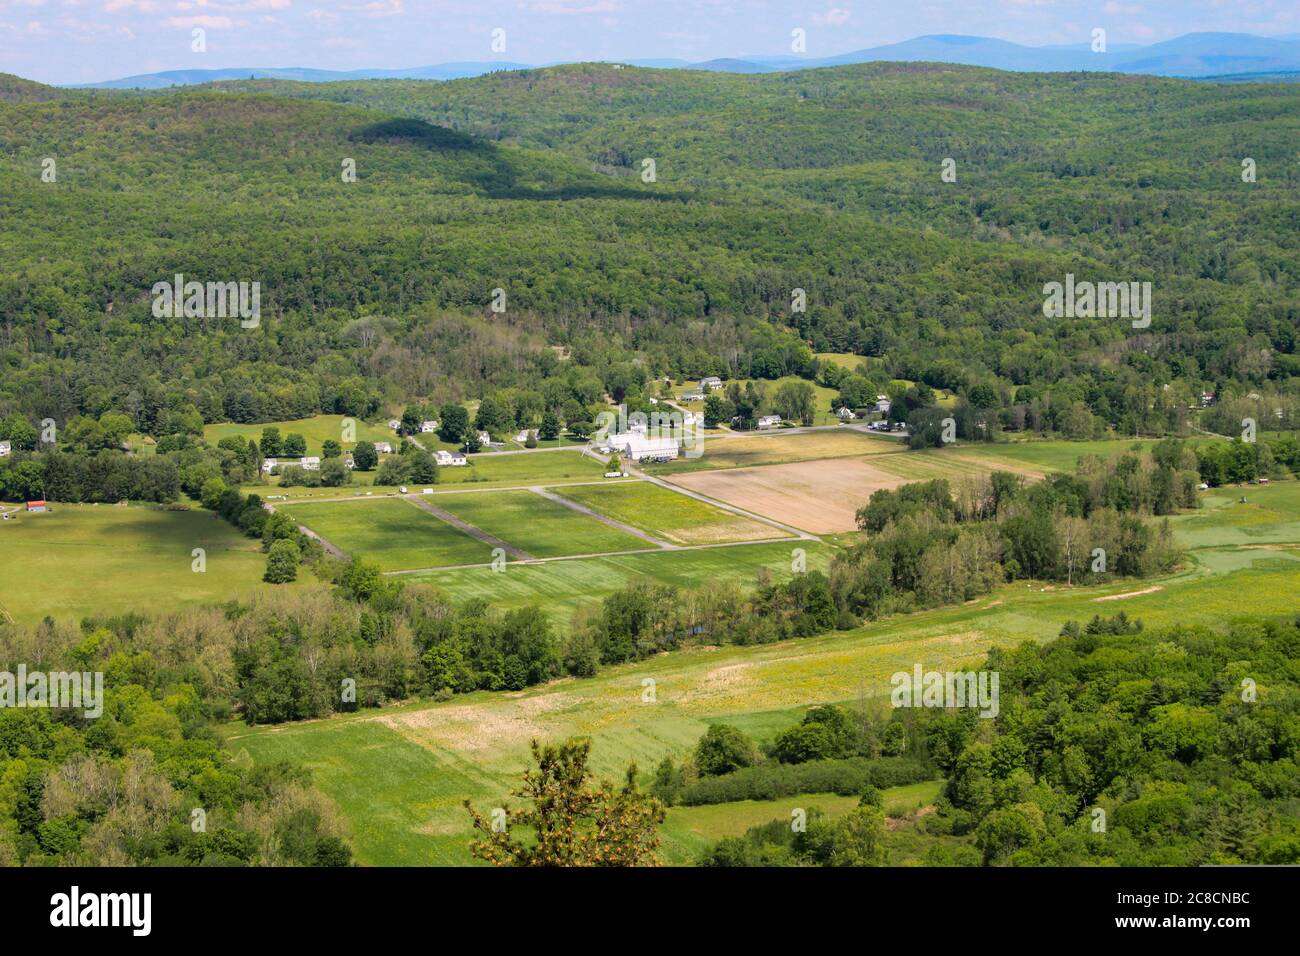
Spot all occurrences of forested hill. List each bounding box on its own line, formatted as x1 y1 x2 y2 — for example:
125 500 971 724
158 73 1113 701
0 63 1296 436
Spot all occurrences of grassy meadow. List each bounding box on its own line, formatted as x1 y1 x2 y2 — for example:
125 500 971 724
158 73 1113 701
432 489 650 558
554 481 790 544
0 503 290 624
279 497 489 570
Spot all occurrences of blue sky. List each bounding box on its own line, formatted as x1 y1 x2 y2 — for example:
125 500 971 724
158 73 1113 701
1 0 1297 85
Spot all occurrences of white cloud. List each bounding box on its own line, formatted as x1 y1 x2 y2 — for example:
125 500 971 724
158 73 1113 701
813 7 851 26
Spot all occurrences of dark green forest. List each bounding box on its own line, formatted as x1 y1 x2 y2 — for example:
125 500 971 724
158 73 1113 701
1 63 1297 440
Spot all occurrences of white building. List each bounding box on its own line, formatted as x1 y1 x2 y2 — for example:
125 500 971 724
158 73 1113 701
262 457 279 473
0 441 10 458
875 394 892 414
607 432 679 462
420 420 439 433
757 415 782 429
387 419 401 431
299 457 321 471
374 441 393 454
700 376 724 390
436 450 468 467
837 406 856 421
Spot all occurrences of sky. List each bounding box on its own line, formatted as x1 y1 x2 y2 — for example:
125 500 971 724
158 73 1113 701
0 0 1297 86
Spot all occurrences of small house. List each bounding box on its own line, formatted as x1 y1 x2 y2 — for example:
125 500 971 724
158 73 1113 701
421 420 439 433
757 415 782 429
0 441 10 458
874 395 892 414
26 500 46 513
436 450 468 467
700 376 724 390
299 457 321 471
681 391 704 402
262 457 279 473
387 419 401 431
374 442 393 454
836 406 856 421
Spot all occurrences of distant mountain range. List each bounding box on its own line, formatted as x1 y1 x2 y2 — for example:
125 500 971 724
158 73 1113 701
73 32 1300 89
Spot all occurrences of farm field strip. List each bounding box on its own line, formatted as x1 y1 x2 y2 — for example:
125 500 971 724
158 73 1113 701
428 489 652 559
404 495 534 561
278 497 491 571
529 486 676 549
650 427 904 474
552 480 794 546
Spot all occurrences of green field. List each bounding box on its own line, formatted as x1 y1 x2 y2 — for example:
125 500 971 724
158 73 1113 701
661 780 944 861
228 480 1300 866
431 489 651 558
280 497 488 571
204 414 393 455
1168 481 1300 549
0 503 289 624
432 450 606 486
406 540 831 620
554 481 789 544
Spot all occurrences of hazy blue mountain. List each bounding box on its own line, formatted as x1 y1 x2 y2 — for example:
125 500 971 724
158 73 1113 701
70 32 1300 88
74 62 533 89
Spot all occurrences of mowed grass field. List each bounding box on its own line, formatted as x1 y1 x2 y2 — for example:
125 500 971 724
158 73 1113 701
432 490 650 558
554 481 790 544
405 540 832 621
0 503 288 624
279 497 489 571
204 414 392 456
227 478 1300 866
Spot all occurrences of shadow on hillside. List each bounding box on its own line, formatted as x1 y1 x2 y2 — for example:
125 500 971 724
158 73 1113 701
349 117 690 203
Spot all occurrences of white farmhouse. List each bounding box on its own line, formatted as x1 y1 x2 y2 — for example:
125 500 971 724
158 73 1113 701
436 450 468 467
262 457 279 473
299 457 321 471
700 376 724 390
757 415 782 429
374 441 393 454
420 420 439 433
0 441 10 458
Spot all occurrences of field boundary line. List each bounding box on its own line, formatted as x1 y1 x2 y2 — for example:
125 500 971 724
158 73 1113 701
402 494 534 561
530 486 677 550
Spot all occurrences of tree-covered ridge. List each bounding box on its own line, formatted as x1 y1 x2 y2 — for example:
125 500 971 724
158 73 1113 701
0 62 1295 444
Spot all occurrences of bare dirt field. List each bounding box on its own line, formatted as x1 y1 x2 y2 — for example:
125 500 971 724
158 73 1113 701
666 457 910 533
